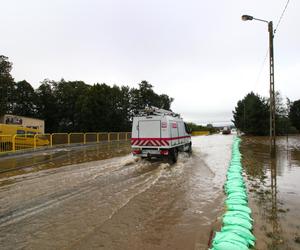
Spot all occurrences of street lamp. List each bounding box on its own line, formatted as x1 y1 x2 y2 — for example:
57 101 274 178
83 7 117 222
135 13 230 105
241 14 276 156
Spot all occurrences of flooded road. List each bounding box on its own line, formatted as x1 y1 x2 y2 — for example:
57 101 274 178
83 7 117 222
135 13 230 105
241 135 300 250
0 135 232 250
0 141 131 179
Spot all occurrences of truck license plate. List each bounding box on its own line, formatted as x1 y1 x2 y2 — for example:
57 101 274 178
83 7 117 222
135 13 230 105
142 149 158 154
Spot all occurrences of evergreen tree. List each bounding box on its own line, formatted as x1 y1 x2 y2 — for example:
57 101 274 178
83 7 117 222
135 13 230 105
233 92 269 135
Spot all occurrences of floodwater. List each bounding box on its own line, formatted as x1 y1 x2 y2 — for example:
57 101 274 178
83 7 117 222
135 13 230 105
0 141 131 180
0 135 232 250
241 135 300 250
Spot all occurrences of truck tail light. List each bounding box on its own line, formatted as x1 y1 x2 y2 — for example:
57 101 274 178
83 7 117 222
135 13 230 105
160 149 169 155
132 149 141 155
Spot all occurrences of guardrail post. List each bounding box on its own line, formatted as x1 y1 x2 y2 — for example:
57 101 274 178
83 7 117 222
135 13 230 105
50 134 53 147
108 133 111 142
125 132 128 141
12 135 16 152
68 133 71 145
117 133 120 141
97 133 99 143
34 134 38 149
84 133 86 144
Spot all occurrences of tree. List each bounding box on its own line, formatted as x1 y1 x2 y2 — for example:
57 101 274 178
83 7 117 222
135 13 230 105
52 80 90 132
79 83 124 132
274 92 295 135
232 92 269 135
35 80 59 132
289 100 300 132
131 81 174 114
0 55 14 115
12 80 37 117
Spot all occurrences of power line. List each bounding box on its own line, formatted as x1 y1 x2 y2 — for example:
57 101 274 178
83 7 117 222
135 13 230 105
253 0 290 90
274 0 290 34
253 48 269 89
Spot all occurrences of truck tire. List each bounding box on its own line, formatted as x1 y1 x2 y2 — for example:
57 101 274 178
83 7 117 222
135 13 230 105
169 148 178 163
187 143 192 155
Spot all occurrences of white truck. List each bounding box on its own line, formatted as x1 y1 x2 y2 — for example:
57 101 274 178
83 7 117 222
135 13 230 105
131 107 192 162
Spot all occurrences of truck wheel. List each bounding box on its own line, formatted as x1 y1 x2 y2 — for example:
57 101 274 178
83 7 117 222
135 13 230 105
187 143 192 155
169 148 178 163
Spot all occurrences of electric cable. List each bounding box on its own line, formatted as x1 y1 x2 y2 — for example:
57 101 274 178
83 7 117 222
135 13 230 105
274 0 290 35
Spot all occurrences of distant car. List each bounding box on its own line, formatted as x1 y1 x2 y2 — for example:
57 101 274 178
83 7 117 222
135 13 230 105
222 126 231 135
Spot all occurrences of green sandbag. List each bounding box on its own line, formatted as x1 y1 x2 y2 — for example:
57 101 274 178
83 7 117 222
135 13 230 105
223 211 253 221
226 175 243 180
227 193 248 202
225 178 244 184
227 188 247 195
222 215 253 230
230 156 242 164
227 169 242 174
226 204 252 214
225 180 245 187
226 175 244 181
225 198 248 206
226 178 244 184
224 186 246 193
228 165 242 170
221 225 256 246
225 186 246 192
226 172 242 177
225 186 246 193
212 231 248 246
225 187 246 195
224 184 246 191
230 162 241 166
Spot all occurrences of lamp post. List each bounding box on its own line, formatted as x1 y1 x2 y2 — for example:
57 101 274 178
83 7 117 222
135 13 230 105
241 15 276 156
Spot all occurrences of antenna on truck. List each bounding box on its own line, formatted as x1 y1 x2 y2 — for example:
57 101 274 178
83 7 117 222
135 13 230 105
137 106 180 117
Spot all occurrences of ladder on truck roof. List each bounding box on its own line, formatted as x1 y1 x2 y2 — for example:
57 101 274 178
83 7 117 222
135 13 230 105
137 106 180 117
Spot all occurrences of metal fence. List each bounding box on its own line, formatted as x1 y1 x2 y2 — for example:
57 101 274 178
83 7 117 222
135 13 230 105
0 132 132 154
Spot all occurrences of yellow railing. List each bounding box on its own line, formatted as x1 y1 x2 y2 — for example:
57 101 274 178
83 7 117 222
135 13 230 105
0 132 132 154
192 131 210 136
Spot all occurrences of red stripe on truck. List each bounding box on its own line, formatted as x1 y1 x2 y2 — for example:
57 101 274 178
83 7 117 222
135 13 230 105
130 136 190 146
131 136 190 141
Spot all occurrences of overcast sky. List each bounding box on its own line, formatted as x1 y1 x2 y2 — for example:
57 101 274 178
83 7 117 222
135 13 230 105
1 0 299 125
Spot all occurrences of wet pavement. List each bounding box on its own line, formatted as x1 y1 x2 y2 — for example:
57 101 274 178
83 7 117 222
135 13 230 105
0 135 233 250
241 135 300 250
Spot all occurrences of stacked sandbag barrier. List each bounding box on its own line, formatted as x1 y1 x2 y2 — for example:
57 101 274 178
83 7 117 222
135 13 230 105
210 137 256 250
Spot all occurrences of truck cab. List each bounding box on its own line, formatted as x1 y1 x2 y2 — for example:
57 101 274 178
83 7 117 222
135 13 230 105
131 107 191 162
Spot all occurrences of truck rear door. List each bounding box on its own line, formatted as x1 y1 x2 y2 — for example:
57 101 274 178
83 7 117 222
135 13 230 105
138 120 161 138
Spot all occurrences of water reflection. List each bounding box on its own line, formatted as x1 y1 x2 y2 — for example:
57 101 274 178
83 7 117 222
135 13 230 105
241 135 300 250
0 141 131 182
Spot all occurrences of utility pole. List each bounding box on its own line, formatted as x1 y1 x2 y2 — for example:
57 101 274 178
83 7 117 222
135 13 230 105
241 15 276 156
269 21 276 156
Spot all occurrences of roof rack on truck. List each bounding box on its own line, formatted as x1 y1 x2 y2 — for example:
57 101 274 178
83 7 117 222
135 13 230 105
137 106 180 117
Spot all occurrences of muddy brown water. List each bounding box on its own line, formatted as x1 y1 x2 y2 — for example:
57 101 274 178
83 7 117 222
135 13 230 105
0 135 233 250
241 135 300 250
2 135 297 250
